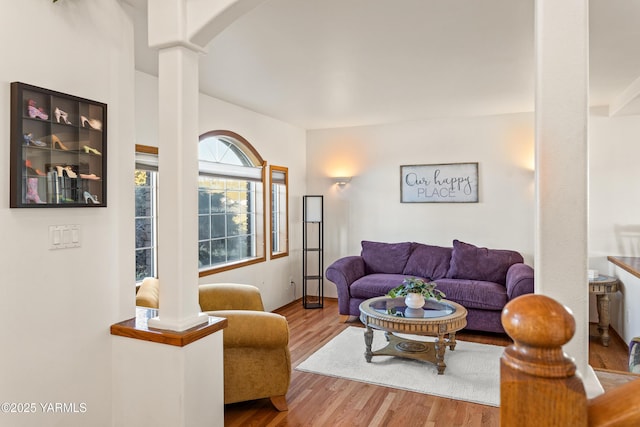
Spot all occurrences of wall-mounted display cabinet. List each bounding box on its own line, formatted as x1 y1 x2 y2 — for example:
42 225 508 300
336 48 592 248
10 82 107 207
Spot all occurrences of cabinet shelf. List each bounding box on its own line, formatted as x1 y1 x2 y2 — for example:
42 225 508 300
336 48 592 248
11 82 107 208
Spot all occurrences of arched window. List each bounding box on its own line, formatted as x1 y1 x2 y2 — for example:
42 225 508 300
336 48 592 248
198 130 266 275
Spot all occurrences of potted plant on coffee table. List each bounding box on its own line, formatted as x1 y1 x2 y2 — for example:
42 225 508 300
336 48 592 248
387 277 445 309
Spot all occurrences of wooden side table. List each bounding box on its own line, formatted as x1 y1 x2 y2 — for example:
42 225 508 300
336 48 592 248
588 275 619 346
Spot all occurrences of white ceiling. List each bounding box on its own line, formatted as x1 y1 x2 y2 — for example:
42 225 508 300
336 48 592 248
129 0 640 130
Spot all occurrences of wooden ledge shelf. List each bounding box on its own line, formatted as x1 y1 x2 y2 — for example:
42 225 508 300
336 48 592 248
111 307 227 347
608 256 640 280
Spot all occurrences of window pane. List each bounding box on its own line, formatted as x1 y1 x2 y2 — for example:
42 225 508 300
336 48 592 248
211 214 226 238
135 186 152 217
227 191 248 214
228 213 247 236
246 184 256 214
198 241 211 267
198 215 210 240
241 235 252 258
135 248 155 281
135 218 153 249
226 180 248 191
210 190 225 213
199 137 252 166
227 236 249 261
211 239 226 264
198 189 211 214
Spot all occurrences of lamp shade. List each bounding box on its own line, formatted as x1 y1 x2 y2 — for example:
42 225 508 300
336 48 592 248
304 195 323 222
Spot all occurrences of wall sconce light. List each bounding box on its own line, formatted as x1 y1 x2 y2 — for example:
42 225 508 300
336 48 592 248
333 177 352 187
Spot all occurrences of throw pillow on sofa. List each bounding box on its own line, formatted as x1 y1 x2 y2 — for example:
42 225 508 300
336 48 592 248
361 240 413 274
402 243 452 280
446 239 524 285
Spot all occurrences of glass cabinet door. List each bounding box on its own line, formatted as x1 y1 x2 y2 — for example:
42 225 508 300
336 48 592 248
11 82 107 207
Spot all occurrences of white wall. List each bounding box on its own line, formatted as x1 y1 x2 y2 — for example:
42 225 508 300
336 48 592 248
0 1 134 426
589 112 640 267
307 113 536 298
135 71 307 311
588 111 640 341
308 109 640 342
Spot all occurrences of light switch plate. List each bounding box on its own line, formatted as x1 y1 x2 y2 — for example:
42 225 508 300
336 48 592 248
49 225 80 249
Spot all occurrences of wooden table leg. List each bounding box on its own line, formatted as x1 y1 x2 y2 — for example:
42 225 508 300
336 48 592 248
435 334 447 375
596 294 611 346
448 332 457 351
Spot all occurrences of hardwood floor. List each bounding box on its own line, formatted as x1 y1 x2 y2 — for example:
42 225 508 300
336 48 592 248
224 298 634 427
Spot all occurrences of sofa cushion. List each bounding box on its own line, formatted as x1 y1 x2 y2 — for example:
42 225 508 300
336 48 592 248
403 243 452 280
446 240 523 285
350 274 415 299
434 278 508 310
361 241 413 274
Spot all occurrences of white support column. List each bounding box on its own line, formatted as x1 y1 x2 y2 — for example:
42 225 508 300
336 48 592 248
534 0 589 376
144 0 265 331
147 43 208 331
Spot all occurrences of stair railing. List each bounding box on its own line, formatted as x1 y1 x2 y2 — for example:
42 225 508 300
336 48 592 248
500 294 640 427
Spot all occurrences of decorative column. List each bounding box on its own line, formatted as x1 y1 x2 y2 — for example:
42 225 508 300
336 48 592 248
147 43 208 331
143 0 266 332
112 2 269 426
534 0 589 375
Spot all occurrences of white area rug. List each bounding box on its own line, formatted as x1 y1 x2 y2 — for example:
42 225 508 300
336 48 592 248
296 326 503 407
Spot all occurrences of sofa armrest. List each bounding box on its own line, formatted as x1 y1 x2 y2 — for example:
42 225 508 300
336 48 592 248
506 263 534 300
326 256 366 316
205 310 289 348
326 256 365 287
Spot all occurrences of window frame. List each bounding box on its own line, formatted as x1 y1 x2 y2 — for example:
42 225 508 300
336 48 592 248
134 144 159 284
269 165 289 259
198 130 267 277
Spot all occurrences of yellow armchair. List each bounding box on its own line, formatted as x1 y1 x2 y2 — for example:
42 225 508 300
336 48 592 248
135 279 291 411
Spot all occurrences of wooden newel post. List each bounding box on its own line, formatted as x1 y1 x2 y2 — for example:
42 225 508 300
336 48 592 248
500 294 587 427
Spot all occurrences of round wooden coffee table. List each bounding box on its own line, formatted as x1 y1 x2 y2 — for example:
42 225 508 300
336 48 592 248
359 296 467 374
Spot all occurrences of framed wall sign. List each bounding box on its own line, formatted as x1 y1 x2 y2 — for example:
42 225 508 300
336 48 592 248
400 163 479 203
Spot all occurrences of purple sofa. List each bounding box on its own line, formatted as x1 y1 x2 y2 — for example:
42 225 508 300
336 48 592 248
325 239 534 333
